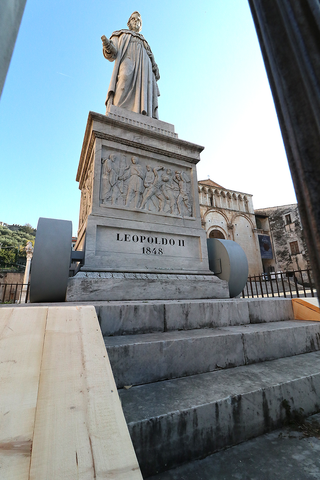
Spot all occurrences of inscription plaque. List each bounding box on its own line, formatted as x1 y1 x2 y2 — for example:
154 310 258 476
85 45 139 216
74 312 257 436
95 226 201 272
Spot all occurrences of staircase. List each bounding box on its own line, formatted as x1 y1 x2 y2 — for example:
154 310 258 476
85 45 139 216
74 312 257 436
98 298 320 478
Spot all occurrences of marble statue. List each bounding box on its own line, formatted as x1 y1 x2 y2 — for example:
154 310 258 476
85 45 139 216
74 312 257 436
101 11 160 119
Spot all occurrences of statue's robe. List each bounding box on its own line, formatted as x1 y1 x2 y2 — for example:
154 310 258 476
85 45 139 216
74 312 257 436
103 29 160 119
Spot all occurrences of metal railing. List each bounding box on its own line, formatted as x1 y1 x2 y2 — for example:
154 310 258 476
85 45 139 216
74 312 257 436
1 271 316 303
242 269 316 299
0 283 30 304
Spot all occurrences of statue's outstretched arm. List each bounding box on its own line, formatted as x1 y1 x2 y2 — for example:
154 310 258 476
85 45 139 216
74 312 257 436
101 35 117 61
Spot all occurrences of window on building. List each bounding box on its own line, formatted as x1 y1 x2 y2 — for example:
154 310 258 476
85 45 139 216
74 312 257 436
289 241 299 255
209 230 225 239
285 214 292 225
256 218 262 229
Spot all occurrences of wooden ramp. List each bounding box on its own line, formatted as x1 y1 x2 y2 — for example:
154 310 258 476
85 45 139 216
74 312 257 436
292 298 320 322
0 305 142 480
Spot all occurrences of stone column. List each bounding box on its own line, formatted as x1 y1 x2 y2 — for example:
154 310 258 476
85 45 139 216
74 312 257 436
248 0 320 298
20 241 33 303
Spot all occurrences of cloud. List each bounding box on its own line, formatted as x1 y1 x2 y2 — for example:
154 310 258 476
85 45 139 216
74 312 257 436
57 72 72 78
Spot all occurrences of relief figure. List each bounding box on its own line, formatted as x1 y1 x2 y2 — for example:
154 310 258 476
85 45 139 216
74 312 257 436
100 154 121 205
141 165 156 210
140 166 164 211
121 156 144 208
80 164 94 226
118 155 128 197
160 168 177 215
79 187 87 226
144 165 155 188
174 171 192 216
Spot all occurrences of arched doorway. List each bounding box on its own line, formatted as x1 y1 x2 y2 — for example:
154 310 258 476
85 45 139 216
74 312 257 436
209 229 225 239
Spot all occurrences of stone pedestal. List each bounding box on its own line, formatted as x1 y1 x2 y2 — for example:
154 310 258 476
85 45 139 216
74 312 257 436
66 107 229 301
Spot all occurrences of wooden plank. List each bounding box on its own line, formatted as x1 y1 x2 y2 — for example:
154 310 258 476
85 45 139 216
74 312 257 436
292 298 320 322
30 306 142 480
0 307 15 336
0 307 48 480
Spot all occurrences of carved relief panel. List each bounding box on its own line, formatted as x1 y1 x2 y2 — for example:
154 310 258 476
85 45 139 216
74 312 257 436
99 152 194 217
79 160 94 229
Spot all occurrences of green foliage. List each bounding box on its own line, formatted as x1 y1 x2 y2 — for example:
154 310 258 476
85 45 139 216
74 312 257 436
0 224 36 269
19 223 37 236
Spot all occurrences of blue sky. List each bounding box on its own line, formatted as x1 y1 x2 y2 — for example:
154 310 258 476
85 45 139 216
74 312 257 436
0 0 296 234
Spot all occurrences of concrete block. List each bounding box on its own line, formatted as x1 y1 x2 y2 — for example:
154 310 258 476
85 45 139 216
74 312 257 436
120 351 320 477
241 321 320 363
99 303 165 336
67 273 229 302
97 297 294 337
106 321 320 387
165 299 250 331
105 329 245 387
149 414 320 480
248 298 293 323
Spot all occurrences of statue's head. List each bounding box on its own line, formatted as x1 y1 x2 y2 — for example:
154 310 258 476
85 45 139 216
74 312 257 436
131 156 138 164
127 11 142 32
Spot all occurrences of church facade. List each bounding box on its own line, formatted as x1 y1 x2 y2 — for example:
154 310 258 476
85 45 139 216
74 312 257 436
198 179 265 276
198 179 311 278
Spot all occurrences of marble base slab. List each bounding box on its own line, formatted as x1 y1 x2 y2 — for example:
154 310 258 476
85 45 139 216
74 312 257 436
105 104 177 138
66 272 229 302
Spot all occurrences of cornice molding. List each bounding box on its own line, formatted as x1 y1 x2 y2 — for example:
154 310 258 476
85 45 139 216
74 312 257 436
93 130 199 165
77 111 204 184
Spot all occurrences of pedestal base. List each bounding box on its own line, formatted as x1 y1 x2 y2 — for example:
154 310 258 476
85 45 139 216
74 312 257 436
72 110 227 303
66 272 229 302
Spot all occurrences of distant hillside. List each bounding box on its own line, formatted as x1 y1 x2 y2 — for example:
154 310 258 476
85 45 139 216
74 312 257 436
0 223 36 270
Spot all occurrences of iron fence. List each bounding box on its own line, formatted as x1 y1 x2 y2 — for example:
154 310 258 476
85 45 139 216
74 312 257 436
242 269 316 299
0 283 30 304
1 271 316 303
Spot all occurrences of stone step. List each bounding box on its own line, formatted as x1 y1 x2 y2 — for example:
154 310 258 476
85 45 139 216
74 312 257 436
105 320 320 387
119 351 320 478
98 298 294 336
148 413 320 479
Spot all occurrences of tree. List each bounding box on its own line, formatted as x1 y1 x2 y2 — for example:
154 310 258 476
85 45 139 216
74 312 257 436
0 224 36 269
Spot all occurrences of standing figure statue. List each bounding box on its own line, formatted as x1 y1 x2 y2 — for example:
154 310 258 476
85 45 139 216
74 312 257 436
101 11 160 119
121 156 144 208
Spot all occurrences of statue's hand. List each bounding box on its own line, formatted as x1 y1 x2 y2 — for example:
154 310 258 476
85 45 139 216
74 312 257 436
102 36 117 60
153 64 160 81
101 35 110 46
